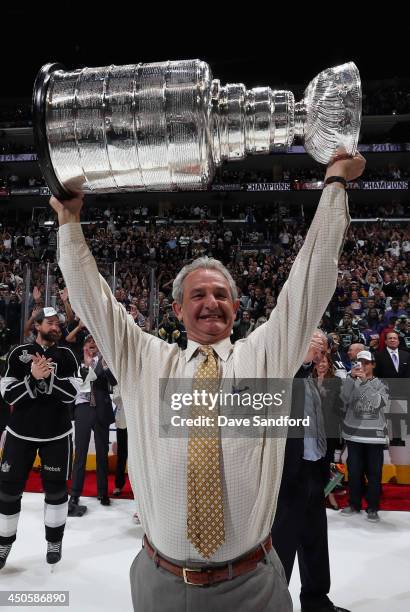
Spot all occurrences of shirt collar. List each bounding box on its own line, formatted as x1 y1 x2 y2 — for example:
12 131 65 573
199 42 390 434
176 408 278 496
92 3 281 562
185 337 233 363
387 347 398 355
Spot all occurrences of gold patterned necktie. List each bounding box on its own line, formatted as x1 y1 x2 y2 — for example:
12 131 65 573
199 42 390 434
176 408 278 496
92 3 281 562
187 345 225 558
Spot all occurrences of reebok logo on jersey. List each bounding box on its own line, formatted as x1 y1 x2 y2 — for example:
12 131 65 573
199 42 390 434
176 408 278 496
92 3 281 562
43 465 61 472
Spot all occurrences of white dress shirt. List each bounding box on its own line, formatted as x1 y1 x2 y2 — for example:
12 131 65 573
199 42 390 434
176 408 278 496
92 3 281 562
58 184 349 563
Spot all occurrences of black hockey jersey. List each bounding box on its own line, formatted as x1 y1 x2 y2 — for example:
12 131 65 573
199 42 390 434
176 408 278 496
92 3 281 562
0 342 79 440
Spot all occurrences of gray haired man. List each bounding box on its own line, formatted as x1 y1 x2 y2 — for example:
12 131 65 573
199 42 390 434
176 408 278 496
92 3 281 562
50 150 365 611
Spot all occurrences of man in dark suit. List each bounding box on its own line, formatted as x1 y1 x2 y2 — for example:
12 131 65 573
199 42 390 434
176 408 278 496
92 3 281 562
374 331 410 378
374 330 410 445
271 331 350 612
69 336 117 514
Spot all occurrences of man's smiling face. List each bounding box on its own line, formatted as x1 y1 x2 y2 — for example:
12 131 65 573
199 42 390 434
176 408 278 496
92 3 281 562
173 268 239 344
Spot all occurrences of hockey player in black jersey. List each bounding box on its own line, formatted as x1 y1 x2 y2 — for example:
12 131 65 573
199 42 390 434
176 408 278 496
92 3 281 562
0 307 79 569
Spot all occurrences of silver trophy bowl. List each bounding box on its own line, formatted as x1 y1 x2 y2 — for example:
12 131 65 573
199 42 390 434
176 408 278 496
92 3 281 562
32 59 361 198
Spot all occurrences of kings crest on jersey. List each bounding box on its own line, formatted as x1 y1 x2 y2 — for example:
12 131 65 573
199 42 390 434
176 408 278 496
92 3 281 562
0 343 80 441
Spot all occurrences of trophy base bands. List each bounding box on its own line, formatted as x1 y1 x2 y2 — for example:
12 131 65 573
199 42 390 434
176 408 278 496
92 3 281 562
0 592 69 606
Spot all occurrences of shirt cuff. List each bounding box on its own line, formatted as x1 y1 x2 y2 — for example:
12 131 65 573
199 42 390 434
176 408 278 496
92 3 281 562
321 183 349 210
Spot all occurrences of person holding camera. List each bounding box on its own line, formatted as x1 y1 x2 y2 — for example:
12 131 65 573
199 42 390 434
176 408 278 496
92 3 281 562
340 351 389 522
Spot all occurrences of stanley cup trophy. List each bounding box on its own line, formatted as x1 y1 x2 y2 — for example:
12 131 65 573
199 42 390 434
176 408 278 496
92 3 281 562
32 59 361 198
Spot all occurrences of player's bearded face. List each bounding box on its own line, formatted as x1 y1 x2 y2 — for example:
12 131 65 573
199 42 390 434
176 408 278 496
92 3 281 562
41 329 61 342
38 316 61 343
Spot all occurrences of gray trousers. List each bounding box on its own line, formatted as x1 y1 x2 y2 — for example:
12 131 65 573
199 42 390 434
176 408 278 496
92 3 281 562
129 543 293 612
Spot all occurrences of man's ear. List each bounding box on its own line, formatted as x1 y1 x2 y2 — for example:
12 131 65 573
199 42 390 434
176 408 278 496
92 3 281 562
172 301 183 322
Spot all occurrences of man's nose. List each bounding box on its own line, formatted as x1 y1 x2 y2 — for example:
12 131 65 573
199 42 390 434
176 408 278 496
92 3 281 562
204 294 218 309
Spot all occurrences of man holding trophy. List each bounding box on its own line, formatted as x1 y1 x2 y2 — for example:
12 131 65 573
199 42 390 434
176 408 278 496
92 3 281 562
37 58 364 610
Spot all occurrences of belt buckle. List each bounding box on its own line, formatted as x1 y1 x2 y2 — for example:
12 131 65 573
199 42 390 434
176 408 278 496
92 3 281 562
183 567 202 585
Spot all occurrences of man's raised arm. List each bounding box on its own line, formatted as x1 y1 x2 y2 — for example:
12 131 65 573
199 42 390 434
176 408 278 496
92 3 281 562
50 194 145 379
247 150 366 378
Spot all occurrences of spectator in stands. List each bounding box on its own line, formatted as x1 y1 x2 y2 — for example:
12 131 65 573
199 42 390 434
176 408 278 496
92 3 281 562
382 297 407 326
368 333 380 357
379 316 399 351
366 305 383 334
246 284 266 320
365 270 383 296
328 333 349 376
357 320 372 345
371 287 386 311
346 343 366 372
0 316 11 357
338 313 361 351
331 290 350 323
2 288 21 345
349 290 364 317
382 272 399 298
65 318 89 361
397 317 410 351
157 312 187 348
129 303 146 329
23 306 43 344
232 310 255 341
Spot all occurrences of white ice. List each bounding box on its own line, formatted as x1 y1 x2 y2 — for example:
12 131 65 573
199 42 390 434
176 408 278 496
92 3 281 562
0 493 409 611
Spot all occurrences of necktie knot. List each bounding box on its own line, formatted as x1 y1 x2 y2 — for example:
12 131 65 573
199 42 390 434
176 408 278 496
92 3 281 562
199 345 214 358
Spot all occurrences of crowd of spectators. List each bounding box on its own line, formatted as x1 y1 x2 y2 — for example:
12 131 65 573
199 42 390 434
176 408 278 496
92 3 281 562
215 165 410 185
284 165 410 183
0 201 409 371
1 165 409 196
0 174 46 189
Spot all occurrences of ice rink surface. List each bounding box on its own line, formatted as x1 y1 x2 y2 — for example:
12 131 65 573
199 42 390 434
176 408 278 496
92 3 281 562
1 494 409 611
